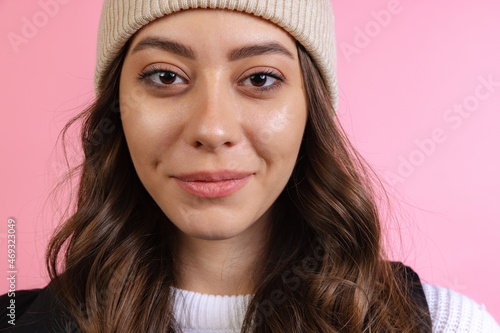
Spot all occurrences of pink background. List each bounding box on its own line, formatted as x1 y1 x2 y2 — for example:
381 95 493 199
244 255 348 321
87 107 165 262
1 0 499 321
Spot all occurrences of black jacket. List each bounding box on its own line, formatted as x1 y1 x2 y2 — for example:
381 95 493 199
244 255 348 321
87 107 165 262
1 262 431 332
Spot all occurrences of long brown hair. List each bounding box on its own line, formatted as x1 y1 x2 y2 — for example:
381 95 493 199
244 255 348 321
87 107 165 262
47 41 430 332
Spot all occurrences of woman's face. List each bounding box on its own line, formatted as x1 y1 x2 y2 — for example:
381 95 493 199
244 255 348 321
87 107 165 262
119 9 307 241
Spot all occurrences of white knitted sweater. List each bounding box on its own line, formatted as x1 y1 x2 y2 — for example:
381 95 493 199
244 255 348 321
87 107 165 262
171 283 500 332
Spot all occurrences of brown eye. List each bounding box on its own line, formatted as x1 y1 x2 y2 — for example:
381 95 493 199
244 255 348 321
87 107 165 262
250 74 268 87
158 71 179 85
242 73 279 88
139 69 186 87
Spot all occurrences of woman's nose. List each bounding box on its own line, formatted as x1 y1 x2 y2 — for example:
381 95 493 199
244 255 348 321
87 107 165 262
184 84 242 151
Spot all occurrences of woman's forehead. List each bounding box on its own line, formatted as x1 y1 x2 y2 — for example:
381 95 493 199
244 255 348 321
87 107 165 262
128 9 297 56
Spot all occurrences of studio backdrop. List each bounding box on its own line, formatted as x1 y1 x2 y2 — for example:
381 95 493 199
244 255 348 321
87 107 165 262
1 0 499 321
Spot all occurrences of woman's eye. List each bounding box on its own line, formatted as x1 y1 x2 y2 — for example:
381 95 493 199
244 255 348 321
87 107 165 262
242 73 280 88
138 69 185 87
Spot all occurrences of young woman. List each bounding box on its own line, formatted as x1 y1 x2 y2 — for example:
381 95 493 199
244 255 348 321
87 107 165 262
2 0 499 332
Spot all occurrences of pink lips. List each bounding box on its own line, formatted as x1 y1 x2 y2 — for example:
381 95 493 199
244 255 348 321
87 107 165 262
173 171 253 198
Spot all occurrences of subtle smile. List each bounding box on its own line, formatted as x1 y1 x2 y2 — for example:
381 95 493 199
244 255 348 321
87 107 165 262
173 171 253 198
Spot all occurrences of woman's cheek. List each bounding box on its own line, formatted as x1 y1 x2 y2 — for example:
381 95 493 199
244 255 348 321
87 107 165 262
119 81 152 122
254 105 291 145
253 105 305 173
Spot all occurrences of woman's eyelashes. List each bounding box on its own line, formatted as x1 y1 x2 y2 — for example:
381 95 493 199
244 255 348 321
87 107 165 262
137 66 285 93
239 70 285 92
138 67 187 89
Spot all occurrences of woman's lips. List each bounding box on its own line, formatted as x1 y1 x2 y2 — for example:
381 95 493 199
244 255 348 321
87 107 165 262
173 171 253 198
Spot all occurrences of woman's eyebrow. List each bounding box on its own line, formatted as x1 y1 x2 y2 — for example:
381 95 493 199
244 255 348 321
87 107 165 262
130 37 294 61
228 42 295 61
130 37 196 59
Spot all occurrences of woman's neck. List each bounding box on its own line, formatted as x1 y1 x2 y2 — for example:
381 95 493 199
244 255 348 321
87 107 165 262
175 213 270 296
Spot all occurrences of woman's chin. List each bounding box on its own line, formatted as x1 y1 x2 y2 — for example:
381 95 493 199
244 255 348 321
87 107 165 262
168 208 270 243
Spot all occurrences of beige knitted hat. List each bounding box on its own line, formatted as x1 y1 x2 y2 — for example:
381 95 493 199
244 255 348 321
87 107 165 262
95 0 339 111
